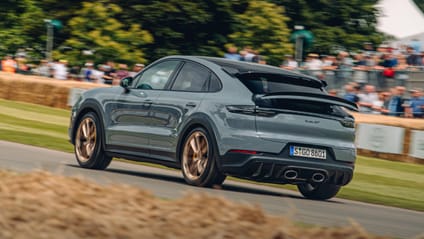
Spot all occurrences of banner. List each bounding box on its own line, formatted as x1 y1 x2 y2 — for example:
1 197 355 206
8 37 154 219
356 124 405 154
409 130 424 159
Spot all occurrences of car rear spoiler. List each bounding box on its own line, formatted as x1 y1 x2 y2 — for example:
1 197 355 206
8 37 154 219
253 92 358 112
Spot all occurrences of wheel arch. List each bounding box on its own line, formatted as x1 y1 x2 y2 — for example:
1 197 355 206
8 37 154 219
71 99 107 149
176 113 221 166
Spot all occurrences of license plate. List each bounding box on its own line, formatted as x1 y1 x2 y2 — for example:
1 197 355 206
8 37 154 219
290 146 326 159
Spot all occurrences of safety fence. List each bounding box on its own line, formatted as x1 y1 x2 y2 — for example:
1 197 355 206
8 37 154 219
296 68 424 91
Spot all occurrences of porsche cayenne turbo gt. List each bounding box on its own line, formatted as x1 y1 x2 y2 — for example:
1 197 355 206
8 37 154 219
69 56 358 200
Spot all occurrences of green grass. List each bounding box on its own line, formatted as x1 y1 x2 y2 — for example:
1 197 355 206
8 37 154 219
1 98 423 211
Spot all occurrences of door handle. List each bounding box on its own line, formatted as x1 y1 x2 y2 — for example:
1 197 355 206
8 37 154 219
185 102 196 108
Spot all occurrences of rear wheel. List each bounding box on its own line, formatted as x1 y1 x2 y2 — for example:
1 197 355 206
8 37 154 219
297 183 340 200
181 127 226 187
74 112 112 170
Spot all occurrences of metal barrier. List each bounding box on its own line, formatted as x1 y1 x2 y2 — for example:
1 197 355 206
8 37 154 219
296 68 424 91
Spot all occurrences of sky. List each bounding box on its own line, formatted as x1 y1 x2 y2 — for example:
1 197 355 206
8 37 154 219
376 0 424 39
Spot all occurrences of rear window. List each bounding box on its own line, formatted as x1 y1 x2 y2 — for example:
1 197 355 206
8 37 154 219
237 73 324 94
237 73 349 118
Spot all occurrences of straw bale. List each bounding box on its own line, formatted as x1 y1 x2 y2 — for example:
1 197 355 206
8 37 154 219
0 170 388 239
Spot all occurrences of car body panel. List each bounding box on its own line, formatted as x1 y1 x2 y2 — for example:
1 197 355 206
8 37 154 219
69 55 357 186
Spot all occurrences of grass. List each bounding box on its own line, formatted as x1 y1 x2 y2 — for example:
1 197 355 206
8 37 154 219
1 98 423 211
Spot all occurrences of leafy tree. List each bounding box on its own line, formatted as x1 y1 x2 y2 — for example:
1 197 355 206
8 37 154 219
114 0 248 62
271 0 384 54
0 0 45 58
57 1 153 65
229 1 293 65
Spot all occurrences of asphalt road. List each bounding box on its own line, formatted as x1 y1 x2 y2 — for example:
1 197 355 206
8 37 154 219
0 140 423 239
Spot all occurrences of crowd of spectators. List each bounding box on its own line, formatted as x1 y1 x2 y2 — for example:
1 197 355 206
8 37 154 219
280 42 424 90
223 43 424 118
339 82 424 118
0 54 145 85
1 42 423 118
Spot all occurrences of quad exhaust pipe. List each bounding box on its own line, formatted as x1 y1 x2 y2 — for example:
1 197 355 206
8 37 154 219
311 172 326 183
282 169 326 183
283 170 298 180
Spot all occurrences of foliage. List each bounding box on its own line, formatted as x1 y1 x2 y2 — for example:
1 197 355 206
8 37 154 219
0 0 45 58
271 0 384 54
0 0 386 65
57 2 153 65
116 0 248 60
229 1 293 65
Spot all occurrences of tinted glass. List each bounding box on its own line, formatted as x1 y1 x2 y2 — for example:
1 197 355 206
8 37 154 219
171 62 210 92
209 73 221 92
237 73 324 94
134 60 180 90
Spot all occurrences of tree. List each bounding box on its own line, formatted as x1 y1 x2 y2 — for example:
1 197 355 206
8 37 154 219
229 1 293 65
0 0 45 58
413 0 424 13
114 0 248 62
271 0 384 54
57 1 153 65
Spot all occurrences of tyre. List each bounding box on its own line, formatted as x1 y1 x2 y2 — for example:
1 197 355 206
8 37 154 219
181 127 226 187
74 112 112 170
297 183 341 200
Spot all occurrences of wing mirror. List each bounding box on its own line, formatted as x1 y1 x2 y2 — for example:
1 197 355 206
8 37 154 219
120 76 134 92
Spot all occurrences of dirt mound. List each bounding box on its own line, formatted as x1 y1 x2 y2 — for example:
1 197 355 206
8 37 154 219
0 170 389 239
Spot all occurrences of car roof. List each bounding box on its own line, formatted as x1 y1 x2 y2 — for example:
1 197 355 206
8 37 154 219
163 55 321 83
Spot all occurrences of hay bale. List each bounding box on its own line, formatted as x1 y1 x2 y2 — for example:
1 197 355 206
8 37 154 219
0 170 388 239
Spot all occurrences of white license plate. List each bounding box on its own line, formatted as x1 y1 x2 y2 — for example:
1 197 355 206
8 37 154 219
290 146 326 159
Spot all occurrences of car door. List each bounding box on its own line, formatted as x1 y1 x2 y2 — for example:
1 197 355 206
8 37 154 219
148 61 213 162
106 60 181 156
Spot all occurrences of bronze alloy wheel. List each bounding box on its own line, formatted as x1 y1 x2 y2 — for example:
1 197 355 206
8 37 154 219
182 130 209 181
75 117 97 163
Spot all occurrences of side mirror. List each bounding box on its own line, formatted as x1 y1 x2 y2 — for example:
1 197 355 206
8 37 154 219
120 76 134 92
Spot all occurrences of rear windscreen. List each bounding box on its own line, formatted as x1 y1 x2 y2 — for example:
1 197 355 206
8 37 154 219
237 73 324 94
237 73 350 118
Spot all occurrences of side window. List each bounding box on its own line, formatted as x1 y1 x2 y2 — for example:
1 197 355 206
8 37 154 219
171 62 210 92
134 60 180 90
209 73 222 92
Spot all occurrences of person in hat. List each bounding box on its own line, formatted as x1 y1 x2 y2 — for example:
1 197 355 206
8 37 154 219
129 63 145 77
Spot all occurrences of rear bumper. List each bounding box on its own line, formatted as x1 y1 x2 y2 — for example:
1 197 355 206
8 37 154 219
219 152 354 186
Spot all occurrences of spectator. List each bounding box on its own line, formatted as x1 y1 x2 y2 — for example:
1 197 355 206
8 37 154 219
358 84 379 113
406 46 422 66
239 47 256 62
394 55 409 86
371 91 391 115
114 63 129 85
129 63 145 77
1 55 17 73
83 62 95 82
304 53 323 78
387 86 406 117
405 88 424 118
352 53 368 84
102 60 116 85
224 46 241 61
33 59 51 77
343 84 359 104
51 59 68 80
280 55 298 70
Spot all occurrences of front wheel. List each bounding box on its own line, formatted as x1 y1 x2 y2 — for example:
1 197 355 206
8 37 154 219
297 183 341 200
181 127 226 187
74 112 112 170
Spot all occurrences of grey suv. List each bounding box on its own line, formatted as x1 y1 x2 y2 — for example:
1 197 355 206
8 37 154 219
69 56 357 200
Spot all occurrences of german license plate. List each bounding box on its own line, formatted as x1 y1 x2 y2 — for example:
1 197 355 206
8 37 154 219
290 146 326 159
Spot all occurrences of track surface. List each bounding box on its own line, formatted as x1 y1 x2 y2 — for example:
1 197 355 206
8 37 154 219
0 140 422 239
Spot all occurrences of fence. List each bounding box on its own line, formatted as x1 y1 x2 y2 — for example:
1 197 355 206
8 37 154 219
296 68 424 91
